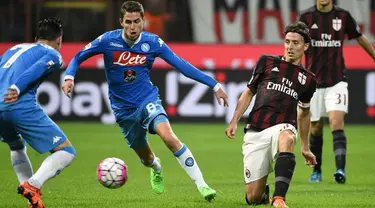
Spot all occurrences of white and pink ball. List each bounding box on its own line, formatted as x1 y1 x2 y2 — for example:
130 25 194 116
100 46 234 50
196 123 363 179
97 157 128 189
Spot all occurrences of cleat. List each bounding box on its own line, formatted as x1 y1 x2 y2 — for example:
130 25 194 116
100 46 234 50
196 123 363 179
150 157 164 194
309 171 322 183
271 196 289 208
17 182 45 208
333 169 346 184
199 186 216 202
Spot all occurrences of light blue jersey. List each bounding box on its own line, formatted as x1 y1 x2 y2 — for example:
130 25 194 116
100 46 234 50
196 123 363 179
0 43 67 153
65 30 219 149
0 43 63 110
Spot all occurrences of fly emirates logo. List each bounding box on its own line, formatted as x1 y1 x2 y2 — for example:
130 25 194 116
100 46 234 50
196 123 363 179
311 33 341 47
267 77 298 100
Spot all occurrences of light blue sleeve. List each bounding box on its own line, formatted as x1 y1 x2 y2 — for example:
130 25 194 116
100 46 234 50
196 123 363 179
64 34 105 78
15 52 62 94
156 38 218 89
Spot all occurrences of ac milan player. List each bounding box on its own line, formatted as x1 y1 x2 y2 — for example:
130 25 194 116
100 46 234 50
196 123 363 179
61 1 228 201
299 0 375 184
225 21 317 208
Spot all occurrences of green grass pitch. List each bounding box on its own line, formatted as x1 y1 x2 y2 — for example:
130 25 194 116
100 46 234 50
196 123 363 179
0 123 374 208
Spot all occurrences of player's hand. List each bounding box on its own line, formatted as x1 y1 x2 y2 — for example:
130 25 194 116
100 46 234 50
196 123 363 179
62 79 74 98
4 88 19 103
215 88 229 107
301 149 317 168
225 122 237 139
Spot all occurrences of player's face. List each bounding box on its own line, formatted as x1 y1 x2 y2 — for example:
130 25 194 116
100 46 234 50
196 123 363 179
120 12 144 41
318 0 331 6
284 32 309 62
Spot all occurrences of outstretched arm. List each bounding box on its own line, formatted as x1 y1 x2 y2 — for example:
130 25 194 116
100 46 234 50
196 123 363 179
356 35 375 62
62 35 104 97
157 38 228 105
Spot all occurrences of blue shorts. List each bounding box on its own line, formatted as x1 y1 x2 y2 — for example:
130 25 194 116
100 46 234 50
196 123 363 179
114 97 169 150
0 106 67 154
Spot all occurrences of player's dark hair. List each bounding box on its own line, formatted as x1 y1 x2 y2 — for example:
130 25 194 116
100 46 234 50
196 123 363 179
35 17 63 41
120 1 144 19
284 21 311 43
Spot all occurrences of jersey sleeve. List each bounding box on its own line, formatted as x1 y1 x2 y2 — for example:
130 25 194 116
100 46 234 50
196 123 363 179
64 34 106 80
247 55 267 92
345 12 362 40
156 37 218 89
14 51 63 95
298 76 317 108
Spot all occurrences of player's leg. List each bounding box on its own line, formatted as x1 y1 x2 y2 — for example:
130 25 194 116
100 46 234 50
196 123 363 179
271 125 297 208
153 120 216 201
0 119 33 184
326 81 348 184
309 89 325 183
309 118 324 182
116 109 163 193
242 129 272 205
142 98 215 201
5 107 76 207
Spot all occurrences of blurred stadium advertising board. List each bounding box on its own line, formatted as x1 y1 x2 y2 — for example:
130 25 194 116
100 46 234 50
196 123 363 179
36 69 375 124
1 43 374 70
188 0 375 43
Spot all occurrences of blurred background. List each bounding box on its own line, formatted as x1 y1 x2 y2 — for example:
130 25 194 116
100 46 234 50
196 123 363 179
0 0 374 124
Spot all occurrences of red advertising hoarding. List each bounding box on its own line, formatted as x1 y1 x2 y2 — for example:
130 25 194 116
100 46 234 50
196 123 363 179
0 43 374 69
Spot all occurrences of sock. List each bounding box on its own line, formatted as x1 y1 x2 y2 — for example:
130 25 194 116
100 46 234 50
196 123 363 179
11 146 33 183
309 134 323 173
333 130 346 170
173 144 208 189
28 147 76 189
144 154 162 173
273 152 296 198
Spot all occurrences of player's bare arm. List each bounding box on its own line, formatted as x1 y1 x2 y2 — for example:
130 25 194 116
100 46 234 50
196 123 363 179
356 34 375 61
297 106 317 167
225 88 255 139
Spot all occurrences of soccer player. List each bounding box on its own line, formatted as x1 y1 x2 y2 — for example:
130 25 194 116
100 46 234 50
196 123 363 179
61 1 228 201
0 18 76 208
225 22 317 208
298 0 375 184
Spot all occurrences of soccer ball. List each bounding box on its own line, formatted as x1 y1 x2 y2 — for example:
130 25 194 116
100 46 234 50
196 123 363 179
97 157 128 189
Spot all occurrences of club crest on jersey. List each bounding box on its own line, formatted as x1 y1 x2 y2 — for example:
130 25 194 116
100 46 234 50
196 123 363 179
141 43 150 52
124 69 136 82
332 17 342 31
113 51 146 66
298 72 307 85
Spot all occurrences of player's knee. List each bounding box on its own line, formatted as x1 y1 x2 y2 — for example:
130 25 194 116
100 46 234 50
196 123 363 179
7 139 26 151
246 191 264 204
311 122 324 135
278 131 295 152
329 118 344 131
60 145 76 156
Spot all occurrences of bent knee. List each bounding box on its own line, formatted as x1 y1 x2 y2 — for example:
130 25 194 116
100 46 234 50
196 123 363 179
278 131 296 152
311 121 324 135
246 191 264 204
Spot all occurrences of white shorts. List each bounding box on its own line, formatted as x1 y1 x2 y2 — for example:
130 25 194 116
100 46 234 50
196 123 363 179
310 81 348 122
243 123 297 184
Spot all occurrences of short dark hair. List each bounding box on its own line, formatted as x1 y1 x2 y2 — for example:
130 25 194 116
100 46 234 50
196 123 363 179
35 17 63 41
284 21 311 43
120 1 144 19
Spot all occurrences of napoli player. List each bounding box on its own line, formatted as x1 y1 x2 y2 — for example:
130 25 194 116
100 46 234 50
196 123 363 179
61 1 228 201
225 22 317 207
299 0 375 183
0 18 76 208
